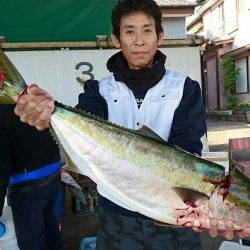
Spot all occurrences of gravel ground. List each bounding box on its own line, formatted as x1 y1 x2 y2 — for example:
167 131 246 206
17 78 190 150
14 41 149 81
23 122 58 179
207 120 250 151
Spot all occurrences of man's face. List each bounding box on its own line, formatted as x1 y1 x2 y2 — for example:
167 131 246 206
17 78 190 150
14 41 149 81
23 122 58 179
112 12 163 70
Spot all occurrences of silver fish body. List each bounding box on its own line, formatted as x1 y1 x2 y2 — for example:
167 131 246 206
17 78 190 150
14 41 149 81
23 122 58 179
0 49 249 229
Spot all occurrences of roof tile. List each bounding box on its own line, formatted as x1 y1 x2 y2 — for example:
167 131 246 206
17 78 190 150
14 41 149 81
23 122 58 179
155 0 196 6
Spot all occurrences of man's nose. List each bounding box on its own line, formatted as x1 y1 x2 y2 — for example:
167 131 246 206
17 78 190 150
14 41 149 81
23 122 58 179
134 33 145 45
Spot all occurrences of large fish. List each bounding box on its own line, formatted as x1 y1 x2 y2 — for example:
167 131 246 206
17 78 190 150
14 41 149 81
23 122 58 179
0 49 249 230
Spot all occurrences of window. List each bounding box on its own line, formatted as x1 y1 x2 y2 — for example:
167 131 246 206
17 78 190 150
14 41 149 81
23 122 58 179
218 4 225 35
224 0 238 34
238 0 250 12
235 57 249 93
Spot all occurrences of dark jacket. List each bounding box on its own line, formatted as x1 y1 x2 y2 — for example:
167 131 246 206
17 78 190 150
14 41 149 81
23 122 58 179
0 104 60 217
76 75 206 216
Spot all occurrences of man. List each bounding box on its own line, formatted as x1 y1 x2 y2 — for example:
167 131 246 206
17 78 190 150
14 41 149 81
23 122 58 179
14 0 249 248
0 104 64 250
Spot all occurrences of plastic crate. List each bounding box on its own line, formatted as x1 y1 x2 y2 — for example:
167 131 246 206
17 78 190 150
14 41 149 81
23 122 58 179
79 236 96 250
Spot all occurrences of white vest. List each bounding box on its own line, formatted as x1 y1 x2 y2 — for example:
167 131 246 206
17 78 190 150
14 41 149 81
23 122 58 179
98 70 187 210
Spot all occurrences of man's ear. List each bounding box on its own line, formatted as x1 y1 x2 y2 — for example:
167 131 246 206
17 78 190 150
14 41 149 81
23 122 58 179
111 34 121 49
157 31 164 46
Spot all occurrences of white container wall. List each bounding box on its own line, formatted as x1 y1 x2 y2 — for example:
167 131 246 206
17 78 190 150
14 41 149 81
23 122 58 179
6 47 202 106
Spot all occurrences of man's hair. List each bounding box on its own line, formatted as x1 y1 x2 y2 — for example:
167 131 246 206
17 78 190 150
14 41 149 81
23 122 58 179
111 0 163 40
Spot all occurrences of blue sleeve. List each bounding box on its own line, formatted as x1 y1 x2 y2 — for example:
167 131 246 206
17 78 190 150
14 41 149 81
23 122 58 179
168 77 206 156
75 80 108 120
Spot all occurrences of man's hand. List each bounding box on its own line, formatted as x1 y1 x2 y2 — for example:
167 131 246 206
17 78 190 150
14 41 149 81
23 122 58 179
192 219 250 240
155 218 250 240
236 226 250 239
208 219 234 240
14 85 54 130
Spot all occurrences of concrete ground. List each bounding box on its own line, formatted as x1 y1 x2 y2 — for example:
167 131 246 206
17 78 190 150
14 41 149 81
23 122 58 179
207 120 250 151
62 119 250 250
62 214 99 249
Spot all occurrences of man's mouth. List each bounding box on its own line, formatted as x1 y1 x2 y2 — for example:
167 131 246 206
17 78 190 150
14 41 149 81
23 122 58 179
133 52 147 58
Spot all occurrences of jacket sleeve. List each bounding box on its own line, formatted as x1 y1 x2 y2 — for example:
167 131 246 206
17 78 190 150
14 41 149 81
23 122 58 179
75 80 108 120
168 77 206 156
0 120 12 217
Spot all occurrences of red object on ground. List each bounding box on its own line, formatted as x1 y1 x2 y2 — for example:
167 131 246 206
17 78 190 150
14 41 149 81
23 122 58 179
230 137 250 178
231 137 250 150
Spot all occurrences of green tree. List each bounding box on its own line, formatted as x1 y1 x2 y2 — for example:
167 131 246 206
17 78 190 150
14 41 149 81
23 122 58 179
220 57 240 110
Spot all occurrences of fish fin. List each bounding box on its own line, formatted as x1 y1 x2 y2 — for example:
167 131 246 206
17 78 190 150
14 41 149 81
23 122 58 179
0 50 27 104
172 187 209 206
173 145 189 153
137 126 166 143
172 144 200 158
0 91 15 104
0 71 12 103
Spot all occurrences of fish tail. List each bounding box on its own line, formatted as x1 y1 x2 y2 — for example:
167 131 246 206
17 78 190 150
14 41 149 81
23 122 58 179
0 50 27 104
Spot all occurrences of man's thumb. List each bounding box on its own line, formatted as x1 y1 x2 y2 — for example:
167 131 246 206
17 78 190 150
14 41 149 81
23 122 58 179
27 84 39 94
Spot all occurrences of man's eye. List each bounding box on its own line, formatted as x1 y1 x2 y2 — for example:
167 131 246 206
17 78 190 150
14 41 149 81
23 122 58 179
126 30 134 35
144 29 152 33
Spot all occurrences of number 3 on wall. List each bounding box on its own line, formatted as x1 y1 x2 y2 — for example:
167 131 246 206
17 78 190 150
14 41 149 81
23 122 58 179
75 62 95 85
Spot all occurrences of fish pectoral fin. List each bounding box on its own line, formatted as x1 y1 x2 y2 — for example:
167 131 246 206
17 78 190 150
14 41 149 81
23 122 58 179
172 187 209 207
136 126 166 143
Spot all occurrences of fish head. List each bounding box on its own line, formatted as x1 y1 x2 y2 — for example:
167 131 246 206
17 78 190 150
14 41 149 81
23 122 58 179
170 169 250 229
195 162 225 184
209 171 250 228
0 50 27 104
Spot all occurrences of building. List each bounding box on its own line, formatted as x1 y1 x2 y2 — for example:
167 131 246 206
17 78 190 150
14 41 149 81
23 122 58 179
188 0 250 110
156 0 197 39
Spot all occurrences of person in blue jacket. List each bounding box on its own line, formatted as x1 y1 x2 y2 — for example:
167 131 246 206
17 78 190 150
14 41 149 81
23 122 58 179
14 0 249 249
0 104 64 250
